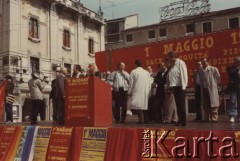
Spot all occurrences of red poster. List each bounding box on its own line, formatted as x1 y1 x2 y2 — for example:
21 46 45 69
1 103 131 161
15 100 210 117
96 29 240 87
46 127 73 161
65 78 90 123
0 126 22 161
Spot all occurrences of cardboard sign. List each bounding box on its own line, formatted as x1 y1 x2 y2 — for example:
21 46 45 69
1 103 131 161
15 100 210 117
80 128 108 161
32 127 52 161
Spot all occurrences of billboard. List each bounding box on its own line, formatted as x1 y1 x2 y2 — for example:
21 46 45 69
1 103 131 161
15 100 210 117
96 29 240 87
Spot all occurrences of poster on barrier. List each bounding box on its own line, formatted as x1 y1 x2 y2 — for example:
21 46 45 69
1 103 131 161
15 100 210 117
32 126 52 161
0 126 22 160
142 128 177 161
80 127 108 161
46 126 73 161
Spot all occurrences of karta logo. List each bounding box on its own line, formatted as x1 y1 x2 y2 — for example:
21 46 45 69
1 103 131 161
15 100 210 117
142 129 239 159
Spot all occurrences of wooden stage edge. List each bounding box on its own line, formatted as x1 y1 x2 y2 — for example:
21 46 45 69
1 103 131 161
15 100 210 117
1 115 240 131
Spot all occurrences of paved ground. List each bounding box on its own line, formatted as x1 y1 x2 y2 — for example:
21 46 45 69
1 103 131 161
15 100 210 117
1 114 240 131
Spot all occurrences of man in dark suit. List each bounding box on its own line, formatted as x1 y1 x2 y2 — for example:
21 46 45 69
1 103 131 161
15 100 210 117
49 68 60 125
56 67 68 125
154 62 168 123
193 61 203 121
227 57 240 122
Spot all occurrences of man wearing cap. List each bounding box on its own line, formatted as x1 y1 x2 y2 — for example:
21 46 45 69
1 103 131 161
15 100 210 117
28 71 48 125
227 57 240 122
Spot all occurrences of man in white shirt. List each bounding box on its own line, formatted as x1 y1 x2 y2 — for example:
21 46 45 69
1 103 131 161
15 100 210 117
128 60 152 124
108 62 130 123
166 51 188 126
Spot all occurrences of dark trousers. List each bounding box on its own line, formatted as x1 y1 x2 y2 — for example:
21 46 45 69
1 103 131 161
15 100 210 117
52 98 58 121
112 88 128 122
237 90 240 119
195 85 202 120
173 87 186 126
148 95 163 123
56 98 65 125
5 103 13 122
31 99 44 123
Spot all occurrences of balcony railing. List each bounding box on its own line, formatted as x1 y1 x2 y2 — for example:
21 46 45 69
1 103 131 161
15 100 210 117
54 0 104 23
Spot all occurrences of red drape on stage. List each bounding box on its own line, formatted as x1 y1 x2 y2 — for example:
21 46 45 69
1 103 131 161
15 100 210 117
175 129 239 161
104 127 144 161
0 126 3 137
70 127 83 161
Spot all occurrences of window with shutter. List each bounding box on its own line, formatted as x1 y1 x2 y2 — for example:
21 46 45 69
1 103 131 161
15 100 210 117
63 30 71 48
29 18 39 38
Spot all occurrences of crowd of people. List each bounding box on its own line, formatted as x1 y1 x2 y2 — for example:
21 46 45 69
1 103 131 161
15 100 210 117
41 63 102 125
3 63 101 125
3 51 240 126
107 51 188 125
107 52 240 126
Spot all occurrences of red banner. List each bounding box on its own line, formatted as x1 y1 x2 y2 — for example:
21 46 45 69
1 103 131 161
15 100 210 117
96 29 240 87
0 126 22 161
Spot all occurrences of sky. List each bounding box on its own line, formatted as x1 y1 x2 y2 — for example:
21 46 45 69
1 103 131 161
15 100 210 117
80 0 240 26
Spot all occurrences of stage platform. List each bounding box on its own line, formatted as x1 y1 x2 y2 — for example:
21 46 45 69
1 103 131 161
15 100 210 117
2 114 240 130
0 115 240 161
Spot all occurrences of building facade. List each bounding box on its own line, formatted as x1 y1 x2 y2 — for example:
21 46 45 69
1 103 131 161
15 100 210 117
0 0 105 122
105 14 138 49
106 7 240 50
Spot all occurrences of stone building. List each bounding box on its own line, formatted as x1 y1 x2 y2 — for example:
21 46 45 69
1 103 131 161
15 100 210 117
105 14 138 48
0 0 105 122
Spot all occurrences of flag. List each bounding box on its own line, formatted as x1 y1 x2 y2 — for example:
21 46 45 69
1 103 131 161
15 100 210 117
0 81 7 122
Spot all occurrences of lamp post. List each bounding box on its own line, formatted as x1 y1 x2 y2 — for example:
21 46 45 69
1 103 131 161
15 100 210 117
18 57 24 83
10 55 24 83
